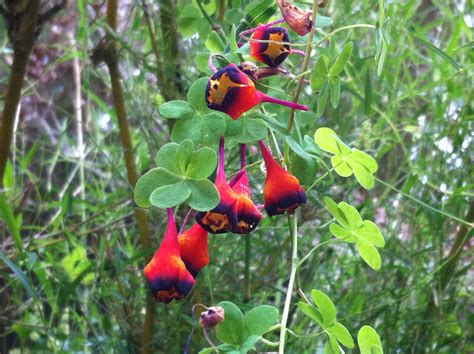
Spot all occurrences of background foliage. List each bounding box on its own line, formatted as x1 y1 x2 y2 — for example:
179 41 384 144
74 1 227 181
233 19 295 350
0 0 473 352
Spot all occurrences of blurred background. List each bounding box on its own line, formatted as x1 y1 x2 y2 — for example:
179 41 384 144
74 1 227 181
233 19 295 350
0 0 472 352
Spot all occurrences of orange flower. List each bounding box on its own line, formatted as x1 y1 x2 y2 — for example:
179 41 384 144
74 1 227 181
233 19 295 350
178 223 209 277
144 209 195 303
250 26 291 67
259 141 307 216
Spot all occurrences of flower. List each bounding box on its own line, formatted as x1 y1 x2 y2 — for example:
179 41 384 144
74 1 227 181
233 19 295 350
229 144 263 234
205 64 308 119
251 26 291 67
178 223 209 277
195 137 239 233
144 209 196 303
199 306 225 328
277 0 313 36
259 141 307 216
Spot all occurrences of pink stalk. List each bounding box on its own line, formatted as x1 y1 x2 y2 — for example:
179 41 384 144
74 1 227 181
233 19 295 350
239 18 286 39
256 92 308 111
291 49 306 56
208 55 218 73
217 137 226 180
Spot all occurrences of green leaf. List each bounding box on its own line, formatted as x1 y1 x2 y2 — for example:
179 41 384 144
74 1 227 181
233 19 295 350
172 113 226 147
324 335 342 354
205 32 225 53
329 223 356 243
315 15 333 28
327 322 354 348
185 147 217 179
134 168 181 208
349 162 375 189
243 305 279 337
0 249 37 299
329 76 341 108
159 100 195 119
349 149 379 173
239 335 261 353
329 42 353 77
324 197 349 228
187 77 211 113
297 302 323 326
186 179 220 211
310 55 329 91
357 238 382 270
0 194 22 252
354 221 385 248
156 142 180 174
358 325 383 354
216 301 245 346
149 182 192 208
311 290 337 327
230 118 268 144
314 128 350 155
331 155 352 177
317 82 329 117
337 202 363 229
409 32 460 70
177 140 194 174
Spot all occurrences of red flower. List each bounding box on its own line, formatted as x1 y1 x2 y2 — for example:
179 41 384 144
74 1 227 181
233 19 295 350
178 223 209 277
228 144 263 233
196 138 239 233
251 26 291 67
259 141 307 216
196 139 262 234
144 209 196 303
205 64 308 119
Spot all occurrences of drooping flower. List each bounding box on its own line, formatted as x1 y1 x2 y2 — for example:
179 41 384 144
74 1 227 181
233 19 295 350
228 144 263 234
144 209 196 303
205 64 308 119
250 26 291 67
178 223 209 277
199 306 225 328
277 0 313 36
195 137 239 233
259 141 307 216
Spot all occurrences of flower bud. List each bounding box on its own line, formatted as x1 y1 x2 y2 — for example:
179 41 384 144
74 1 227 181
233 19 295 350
277 0 313 36
199 306 225 328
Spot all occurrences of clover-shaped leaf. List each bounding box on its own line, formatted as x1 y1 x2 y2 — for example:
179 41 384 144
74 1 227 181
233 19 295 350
298 290 354 350
315 127 378 189
358 325 383 354
159 100 195 119
135 140 219 211
324 197 385 270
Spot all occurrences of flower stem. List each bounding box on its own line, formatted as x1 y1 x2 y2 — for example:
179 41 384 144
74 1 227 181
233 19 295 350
279 214 298 354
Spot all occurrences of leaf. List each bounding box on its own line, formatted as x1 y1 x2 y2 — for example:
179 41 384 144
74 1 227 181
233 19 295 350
311 290 337 327
286 136 312 160
349 149 378 173
314 128 350 155
358 325 383 354
297 302 323 326
329 223 355 243
177 140 194 174
331 155 352 177
409 32 460 70
156 142 180 173
239 335 261 353
187 77 211 113
0 249 37 299
172 114 226 147
329 42 353 77
315 15 333 28
329 76 341 108
337 202 363 229
230 118 268 144
216 301 245 346
159 100 195 119
134 168 181 208
356 238 382 270
185 147 218 179
349 162 375 189
354 221 385 248
0 194 22 252
327 322 354 348
186 179 220 211
149 182 192 208
310 55 329 92
324 197 349 228
206 32 225 53
243 305 279 337
324 335 342 354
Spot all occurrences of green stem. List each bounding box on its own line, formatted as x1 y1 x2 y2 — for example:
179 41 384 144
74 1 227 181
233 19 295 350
279 214 298 354
105 1 155 353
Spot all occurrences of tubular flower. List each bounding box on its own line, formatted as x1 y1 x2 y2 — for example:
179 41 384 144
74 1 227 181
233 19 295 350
259 141 307 216
250 26 291 67
229 144 263 234
205 64 308 119
178 223 209 277
277 0 313 36
144 209 196 303
196 138 239 234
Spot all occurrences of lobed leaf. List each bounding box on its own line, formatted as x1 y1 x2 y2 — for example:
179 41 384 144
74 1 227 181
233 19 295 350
311 290 337 327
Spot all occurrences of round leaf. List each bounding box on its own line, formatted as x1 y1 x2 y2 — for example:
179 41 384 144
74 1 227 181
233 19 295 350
149 182 191 208
134 168 181 208
216 301 245 346
177 140 194 174
329 223 356 243
156 143 180 174
186 179 220 211
187 77 211 113
354 221 385 248
185 147 217 179
358 325 383 354
243 305 279 337
159 100 195 119
356 238 382 270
